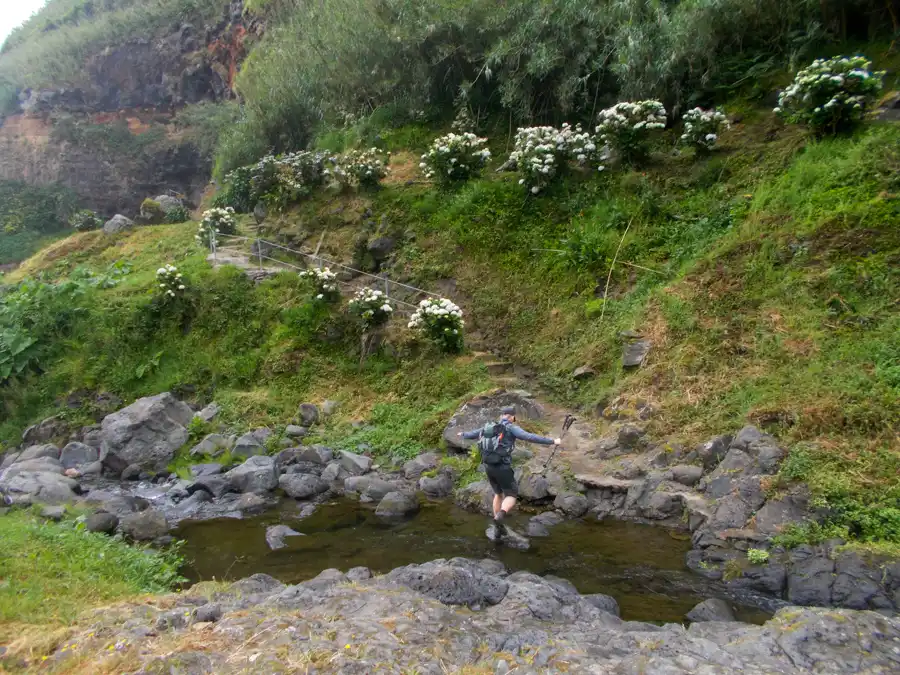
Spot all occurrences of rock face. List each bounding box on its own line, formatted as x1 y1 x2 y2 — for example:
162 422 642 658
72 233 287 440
100 393 193 471
443 390 544 451
35 556 900 674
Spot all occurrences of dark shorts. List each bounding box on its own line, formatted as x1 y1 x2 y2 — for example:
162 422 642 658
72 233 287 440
485 463 517 497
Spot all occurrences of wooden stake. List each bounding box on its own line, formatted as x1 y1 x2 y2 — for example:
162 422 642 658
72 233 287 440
599 218 633 326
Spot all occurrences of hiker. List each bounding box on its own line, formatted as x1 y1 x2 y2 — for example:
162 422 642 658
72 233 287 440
457 405 560 537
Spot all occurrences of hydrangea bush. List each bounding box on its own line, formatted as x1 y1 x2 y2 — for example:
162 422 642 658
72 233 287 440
348 287 394 331
69 210 102 232
408 297 464 353
680 108 730 152
596 100 667 164
299 266 340 302
775 56 885 135
196 207 237 248
338 148 390 188
156 264 186 301
508 124 603 194
420 132 491 185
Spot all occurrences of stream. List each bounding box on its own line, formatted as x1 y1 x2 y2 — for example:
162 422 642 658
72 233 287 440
176 498 772 624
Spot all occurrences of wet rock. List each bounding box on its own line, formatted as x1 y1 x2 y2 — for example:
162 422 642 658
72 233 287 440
419 471 454 499
192 603 222 623
225 455 278 493
102 214 134 235
121 463 142 481
583 593 620 616
193 402 220 423
279 473 328 499
443 390 544 451
231 429 271 458
234 493 269 513
18 444 61 462
686 598 736 622
376 491 419 518
86 511 119 534
100 393 193 471
187 475 232 499
346 566 372 582
386 560 509 608
403 452 440 480
787 545 835 607
527 511 564 537
120 509 169 541
40 505 67 520
337 449 372 475
455 480 495 515
284 425 307 439
497 526 530 550
297 403 319 426
100 451 128 478
190 463 223 478
344 476 395 501
669 464 703 486
265 524 304 551
622 338 651 368
59 442 99 469
553 492 588 518
694 435 733 471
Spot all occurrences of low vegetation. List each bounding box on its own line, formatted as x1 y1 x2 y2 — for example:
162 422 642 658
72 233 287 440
0 510 184 626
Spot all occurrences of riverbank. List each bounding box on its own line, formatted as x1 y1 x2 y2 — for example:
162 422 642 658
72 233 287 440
3 556 899 674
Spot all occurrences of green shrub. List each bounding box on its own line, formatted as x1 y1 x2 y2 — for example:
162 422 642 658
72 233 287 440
596 100 667 165
196 207 237 248
0 511 184 624
746 548 769 565
165 204 191 224
69 209 102 232
420 132 491 186
407 297 465 354
775 56 885 136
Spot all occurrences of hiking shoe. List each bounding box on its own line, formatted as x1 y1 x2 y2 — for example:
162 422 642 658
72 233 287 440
486 523 500 542
493 517 508 538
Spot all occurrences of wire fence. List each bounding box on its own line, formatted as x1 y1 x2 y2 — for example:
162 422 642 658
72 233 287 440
210 232 440 313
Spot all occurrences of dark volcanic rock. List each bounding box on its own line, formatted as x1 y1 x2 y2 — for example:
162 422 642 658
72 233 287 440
686 598 737 622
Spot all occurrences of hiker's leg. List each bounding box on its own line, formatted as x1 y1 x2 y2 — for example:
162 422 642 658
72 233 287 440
501 495 517 514
492 493 503 518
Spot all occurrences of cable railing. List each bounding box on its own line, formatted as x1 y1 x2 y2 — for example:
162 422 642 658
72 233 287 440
208 232 440 312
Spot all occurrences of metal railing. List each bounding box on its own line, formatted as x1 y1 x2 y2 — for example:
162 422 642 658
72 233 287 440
209 232 440 312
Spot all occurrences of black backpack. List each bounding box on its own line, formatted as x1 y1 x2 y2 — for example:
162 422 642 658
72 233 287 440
477 421 513 465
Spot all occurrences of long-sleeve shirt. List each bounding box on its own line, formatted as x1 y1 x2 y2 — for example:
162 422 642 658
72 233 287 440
461 421 555 446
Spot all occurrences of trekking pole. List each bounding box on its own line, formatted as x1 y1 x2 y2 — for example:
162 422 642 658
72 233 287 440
542 414 575 472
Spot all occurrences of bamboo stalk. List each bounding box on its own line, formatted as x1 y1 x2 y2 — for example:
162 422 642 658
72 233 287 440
598 218 633 326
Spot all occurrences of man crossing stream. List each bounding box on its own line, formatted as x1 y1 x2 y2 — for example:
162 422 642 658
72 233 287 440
457 405 560 542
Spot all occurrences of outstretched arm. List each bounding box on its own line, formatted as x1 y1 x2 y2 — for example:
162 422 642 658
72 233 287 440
459 429 481 440
507 423 556 445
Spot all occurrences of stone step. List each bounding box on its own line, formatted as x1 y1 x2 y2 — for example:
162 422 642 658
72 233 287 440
575 474 638 491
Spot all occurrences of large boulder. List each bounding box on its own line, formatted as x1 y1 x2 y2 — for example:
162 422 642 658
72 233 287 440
297 403 319 426
85 511 119 534
583 593 620 617
0 469 78 505
279 473 328 499
686 598 737 622
455 480 495 515
419 471 454 499
231 429 272 458
443 390 544 451
375 491 419 518
403 452 440 480
22 416 69 445
344 476 395 501
189 433 234 458
17 444 60 462
119 509 169 541
153 194 184 215
60 442 99 470
337 450 372 476
553 491 589 518
225 456 278 493
102 214 134 235
100 393 193 471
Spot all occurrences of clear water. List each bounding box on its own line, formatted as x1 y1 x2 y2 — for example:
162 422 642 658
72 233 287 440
175 499 771 624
